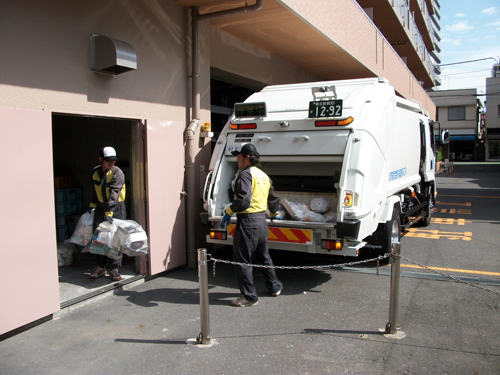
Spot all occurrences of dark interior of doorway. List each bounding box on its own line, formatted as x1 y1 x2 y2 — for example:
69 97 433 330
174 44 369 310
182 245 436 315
52 114 141 307
210 79 258 152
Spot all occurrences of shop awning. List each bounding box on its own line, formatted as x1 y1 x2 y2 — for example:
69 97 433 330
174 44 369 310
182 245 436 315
449 135 476 141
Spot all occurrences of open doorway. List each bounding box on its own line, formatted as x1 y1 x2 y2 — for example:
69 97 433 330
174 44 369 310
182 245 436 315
209 74 263 153
52 114 145 306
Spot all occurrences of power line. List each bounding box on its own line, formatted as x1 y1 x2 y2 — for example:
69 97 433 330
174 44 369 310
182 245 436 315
439 57 499 67
440 69 491 77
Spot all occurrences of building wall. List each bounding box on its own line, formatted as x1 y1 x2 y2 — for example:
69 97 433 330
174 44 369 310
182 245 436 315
278 0 436 119
429 89 478 131
0 0 207 336
435 105 478 131
486 77 500 130
210 28 322 86
0 0 199 121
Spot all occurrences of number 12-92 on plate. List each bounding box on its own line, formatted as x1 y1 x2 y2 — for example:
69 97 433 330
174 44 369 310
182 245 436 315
308 100 343 118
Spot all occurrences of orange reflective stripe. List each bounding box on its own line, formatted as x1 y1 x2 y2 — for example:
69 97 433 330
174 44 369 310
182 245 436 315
227 224 312 244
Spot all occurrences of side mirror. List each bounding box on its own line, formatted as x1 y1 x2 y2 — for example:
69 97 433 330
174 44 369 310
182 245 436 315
440 130 450 144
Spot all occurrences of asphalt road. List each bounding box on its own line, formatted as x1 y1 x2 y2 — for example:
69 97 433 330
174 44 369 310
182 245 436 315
1 163 499 375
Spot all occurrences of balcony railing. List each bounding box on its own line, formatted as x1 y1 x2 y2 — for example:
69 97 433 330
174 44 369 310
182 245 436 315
394 0 410 27
411 14 426 61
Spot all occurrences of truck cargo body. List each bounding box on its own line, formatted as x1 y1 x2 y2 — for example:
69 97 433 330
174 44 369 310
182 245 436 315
202 78 436 258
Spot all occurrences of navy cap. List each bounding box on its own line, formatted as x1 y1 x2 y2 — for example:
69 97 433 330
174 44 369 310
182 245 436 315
231 143 259 158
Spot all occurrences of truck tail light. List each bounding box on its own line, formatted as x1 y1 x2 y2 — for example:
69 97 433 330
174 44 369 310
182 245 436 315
229 123 257 130
210 230 227 240
321 240 342 251
315 116 354 127
343 191 353 207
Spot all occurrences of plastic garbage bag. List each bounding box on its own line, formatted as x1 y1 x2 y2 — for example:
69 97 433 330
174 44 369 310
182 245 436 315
280 199 310 221
310 197 331 214
323 210 337 223
57 241 76 266
266 202 287 220
300 211 326 222
82 219 148 258
84 221 121 260
112 219 149 257
68 210 94 246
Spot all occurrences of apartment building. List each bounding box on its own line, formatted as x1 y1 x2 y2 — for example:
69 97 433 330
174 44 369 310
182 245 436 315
1 0 441 336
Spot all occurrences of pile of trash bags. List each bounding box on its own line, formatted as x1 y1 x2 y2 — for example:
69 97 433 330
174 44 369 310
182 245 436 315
67 210 148 260
278 197 337 223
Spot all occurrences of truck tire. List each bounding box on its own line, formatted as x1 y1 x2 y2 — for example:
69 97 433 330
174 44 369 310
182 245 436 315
385 207 401 254
363 206 401 263
420 209 431 227
417 186 432 227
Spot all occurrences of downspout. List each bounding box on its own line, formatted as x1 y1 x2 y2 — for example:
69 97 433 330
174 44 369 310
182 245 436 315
186 0 264 267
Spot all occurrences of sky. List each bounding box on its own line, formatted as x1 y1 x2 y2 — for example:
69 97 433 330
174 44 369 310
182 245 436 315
437 0 500 100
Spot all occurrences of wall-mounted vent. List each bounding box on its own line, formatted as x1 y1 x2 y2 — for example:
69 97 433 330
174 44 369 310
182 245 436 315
90 34 137 75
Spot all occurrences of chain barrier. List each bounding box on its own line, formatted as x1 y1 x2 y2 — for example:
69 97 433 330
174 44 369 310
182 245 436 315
399 255 500 295
207 253 500 295
208 253 390 277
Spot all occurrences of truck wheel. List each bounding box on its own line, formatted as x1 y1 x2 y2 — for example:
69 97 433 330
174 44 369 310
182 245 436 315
363 206 400 263
385 208 401 254
420 212 431 227
417 194 432 227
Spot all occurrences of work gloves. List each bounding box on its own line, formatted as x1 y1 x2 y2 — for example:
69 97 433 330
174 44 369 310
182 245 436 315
221 214 231 228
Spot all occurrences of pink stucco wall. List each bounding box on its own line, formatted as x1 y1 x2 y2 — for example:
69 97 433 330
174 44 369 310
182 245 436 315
0 108 60 335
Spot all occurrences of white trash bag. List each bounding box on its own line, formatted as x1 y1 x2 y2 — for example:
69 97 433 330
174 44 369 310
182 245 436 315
280 199 310 221
323 210 337 223
113 219 149 257
68 210 94 246
57 241 76 266
310 197 330 214
300 211 326 222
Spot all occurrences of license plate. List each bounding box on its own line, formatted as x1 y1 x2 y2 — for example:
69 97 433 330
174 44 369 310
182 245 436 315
308 100 343 118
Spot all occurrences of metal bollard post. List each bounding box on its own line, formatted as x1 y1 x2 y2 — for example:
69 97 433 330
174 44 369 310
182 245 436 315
386 241 401 334
197 248 211 344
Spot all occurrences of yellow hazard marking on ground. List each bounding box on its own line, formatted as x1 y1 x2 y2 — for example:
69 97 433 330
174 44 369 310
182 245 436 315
438 194 500 199
404 228 472 241
399 264 500 277
431 218 471 225
439 208 471 215
436 201 471 206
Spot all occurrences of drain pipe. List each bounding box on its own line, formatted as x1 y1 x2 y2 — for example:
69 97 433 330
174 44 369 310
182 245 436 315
186 1 264 267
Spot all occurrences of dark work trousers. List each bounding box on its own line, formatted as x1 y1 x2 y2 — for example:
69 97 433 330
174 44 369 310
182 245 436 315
233 213 281 302
92 202 126 269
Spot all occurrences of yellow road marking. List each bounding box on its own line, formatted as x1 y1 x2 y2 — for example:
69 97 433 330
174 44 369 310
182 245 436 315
400 263 500 277
439 208 471 214
436 201 471 206
431 218 471 225
438 194 500 199
404 228 472 241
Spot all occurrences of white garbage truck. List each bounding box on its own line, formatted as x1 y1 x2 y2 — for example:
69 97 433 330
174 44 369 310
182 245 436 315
201 77 441 259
